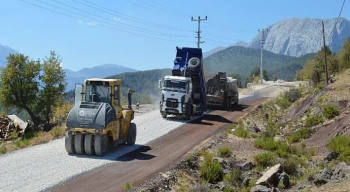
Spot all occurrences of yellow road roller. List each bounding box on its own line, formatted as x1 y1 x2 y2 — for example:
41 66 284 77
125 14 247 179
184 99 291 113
65 78 136 156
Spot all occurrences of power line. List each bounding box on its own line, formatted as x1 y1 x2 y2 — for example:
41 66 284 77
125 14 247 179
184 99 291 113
122 0 187 18
76 0 235 42
75 0 194 32
328 0 346 41
142 0 192 17
19 0 193 43
39 0 191 38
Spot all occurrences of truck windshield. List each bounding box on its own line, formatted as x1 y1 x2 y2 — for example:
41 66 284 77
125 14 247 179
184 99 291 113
85 84 111 103
163 80 186 90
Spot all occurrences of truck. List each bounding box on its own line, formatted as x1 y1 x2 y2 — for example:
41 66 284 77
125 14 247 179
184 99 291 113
158 47 207 119
64 78 137 156
206 72 239 109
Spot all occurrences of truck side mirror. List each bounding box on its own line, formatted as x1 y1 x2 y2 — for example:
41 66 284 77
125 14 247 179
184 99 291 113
189 83 192 92
158 80 162 89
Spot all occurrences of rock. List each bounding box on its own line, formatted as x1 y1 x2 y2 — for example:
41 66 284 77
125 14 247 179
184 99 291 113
242 177 251 187
251 126 261 133
250 185 271 192
241 161 254 171
256 164 282 187
313 168 333 186
278 172 290 188
324 151 339 161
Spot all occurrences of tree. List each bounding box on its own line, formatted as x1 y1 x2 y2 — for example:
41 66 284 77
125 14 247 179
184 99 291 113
0 53 41 126
339 37 350 70
0 51 66 128
36 51 67 124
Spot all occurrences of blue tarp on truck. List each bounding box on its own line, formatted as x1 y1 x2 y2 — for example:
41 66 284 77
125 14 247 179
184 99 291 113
172 47 207 112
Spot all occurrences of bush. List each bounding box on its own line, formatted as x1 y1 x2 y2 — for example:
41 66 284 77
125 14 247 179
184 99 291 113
50 126 65 138
254 137 291 158
305 115 324 127
0 145 6 154
327 135 350 163
199 151 223 183
218 146 233 157
275 96 291 109
254 152 276 168
323 104 339 119
124 182 132 190
282 155 301 175
233 126 250 138
287 127 314 143
284 88 302 103
223 169 240 186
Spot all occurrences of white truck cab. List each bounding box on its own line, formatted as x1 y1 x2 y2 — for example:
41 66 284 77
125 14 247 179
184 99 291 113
158 75 193 119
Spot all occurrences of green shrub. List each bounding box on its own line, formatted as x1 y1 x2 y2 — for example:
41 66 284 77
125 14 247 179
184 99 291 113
327 135 350 163
323 104 339 119
218 146 233 157
282 155 301 175
275 96 291 109
254 152 276 168
317 82 324 90
305 115 324 127
287 127 314 143
124 182 132 190
233 126 250 138
199 151 223 183
223 169 240 186
284 88 302 102
0 145 6 154
50 126 65 138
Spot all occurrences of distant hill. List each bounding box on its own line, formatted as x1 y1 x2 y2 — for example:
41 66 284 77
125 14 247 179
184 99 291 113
203 46 312 80
0 44 17 66
247 17 350 56
64 64 138 90
203 46 226 58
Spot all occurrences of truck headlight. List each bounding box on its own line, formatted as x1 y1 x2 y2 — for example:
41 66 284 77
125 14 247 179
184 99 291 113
183 104 186 108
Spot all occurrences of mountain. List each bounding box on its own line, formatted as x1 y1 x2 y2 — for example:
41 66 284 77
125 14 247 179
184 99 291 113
247 17 350 56
64 64 138 90
203 46 227 58
203 45 313 80
0 44 17 66
233 41 249 47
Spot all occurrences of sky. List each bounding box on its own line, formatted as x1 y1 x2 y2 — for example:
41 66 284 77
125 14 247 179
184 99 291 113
0 0 348 71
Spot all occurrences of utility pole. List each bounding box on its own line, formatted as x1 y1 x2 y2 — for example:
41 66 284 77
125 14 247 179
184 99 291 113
322 21 329 85
191 16 207 48
258 28 268 84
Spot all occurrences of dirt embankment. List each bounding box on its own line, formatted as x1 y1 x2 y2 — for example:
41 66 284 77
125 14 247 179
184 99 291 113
129 71 350 192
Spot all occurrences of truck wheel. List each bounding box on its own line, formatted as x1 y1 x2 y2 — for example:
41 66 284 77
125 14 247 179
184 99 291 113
84 134 94 155
65 132 75 154
74 133 85 155
127 123 137 146
185 105 191 120
161 112 167 118
94 134 108 156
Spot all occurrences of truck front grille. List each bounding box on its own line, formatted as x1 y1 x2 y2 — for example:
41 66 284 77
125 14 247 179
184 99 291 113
166 98 178 108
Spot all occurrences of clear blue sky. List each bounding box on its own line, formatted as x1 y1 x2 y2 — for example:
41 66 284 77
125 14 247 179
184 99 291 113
0 0 348 71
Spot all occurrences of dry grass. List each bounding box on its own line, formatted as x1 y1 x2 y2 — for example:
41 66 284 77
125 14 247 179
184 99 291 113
1 124 66 154
327 69 350 102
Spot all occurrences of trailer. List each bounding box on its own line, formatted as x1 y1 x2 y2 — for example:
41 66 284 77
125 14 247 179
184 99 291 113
206 72 239 109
